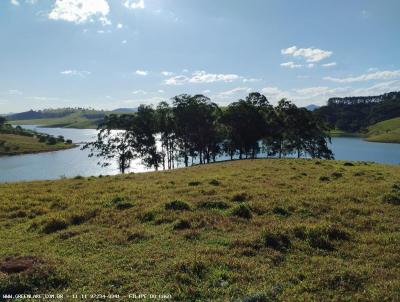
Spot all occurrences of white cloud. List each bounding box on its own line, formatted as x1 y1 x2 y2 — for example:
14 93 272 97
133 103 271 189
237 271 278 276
135 70 148 76
243 78 261 83
60 70 91 76
307 63 315 68
132 90 147 95
117 23 123 29
158 89 165 93
165 75 189 85
323 70 400 83
280 61 302 69
322 62 337 68
161 71 174 76
189 71 240 83
124 0 145 9
219 87 252 96
11 0 20 6
259 80 400 106
8 89 22 95
28 96 59 101
121 40 127 44
260 87 287 101
48 0 111 26
281 46 332 62
164 71 241 85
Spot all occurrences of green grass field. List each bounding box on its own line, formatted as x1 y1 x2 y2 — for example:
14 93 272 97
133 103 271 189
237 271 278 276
0 134 76 155
1 159 399 301
365 117 400 143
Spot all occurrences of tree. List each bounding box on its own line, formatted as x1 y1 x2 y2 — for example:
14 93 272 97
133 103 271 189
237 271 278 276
172 94 221 166
0 116 6 126
82 114 136 173
221 93 270 159
156 101 176 170
133 105 162 170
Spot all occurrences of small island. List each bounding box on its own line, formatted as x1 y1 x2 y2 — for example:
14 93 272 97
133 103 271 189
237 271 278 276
0 116 76 156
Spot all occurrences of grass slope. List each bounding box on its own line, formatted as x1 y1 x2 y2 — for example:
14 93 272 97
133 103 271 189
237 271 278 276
365 117 400 143
1 159 400 301
0 134 76 155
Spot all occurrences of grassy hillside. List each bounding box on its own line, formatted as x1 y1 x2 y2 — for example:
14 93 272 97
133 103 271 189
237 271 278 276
365 117 400 143
1 159 399 301
9 111 102 129
0 134 75 155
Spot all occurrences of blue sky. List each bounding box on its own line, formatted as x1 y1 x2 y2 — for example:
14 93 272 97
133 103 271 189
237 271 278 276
1 0 400 113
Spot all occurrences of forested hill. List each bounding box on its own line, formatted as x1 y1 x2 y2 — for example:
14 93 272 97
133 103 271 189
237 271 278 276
7 108 104 121
315 91 400 132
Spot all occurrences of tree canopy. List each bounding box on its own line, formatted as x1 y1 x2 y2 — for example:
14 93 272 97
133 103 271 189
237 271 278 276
315 91 400 132
84 93 333 173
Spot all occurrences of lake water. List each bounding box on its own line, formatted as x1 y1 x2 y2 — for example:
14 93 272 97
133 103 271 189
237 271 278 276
0 125 399 183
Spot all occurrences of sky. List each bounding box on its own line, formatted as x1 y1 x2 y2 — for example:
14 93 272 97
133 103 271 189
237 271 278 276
1 0 400 113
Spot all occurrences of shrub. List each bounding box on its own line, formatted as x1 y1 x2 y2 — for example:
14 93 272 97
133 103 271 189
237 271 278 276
324 270 365 291
198 200 229 210
111 197 133 210
382 193 400 205
260 231 291 251
165 200 191 211
46 137 57 145
343 162 354 166
138 211 156 222
183 230 200 241
231 204 252 219
272 206 290 217
232 192 248 202
127 231 150 243
173 219 191 230
209 179 221 186
175 261 208 279
331 172 343 179
68 210 97 225
319 176 330 182
241 292 270 302
188 181 201 186
41 218 68 234
9 210 28 219
392 183 400 192
297 225 350 251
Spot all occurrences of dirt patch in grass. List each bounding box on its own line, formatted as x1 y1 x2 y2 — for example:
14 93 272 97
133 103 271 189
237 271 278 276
0 256 43 274
0 256 68 295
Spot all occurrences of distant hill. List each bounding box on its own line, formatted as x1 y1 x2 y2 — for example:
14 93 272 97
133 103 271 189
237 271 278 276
7 109 77 121
111 108 138 113
7 107 141 129
315 91 400 132
305 104 319 111
365 117 400 143
7 108 107 129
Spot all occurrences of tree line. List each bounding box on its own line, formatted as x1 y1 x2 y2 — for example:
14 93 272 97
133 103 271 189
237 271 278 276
83 92 333 173
317 91 400 132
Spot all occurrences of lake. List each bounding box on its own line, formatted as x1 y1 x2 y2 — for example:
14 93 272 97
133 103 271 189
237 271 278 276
0 125 399 183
